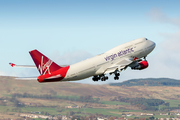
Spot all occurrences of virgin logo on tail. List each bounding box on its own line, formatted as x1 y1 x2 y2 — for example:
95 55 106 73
38 56 53 75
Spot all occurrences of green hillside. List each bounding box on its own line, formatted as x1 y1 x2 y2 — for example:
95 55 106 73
0 76 180 119
109 78 180 87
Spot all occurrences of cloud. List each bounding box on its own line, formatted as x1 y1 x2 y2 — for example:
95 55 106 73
149 8 180 27
152 32 180 77
143 8 180 79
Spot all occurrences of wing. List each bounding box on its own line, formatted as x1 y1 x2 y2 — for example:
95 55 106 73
104 57 134 74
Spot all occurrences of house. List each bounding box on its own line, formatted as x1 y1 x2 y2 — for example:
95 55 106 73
141 113 154 116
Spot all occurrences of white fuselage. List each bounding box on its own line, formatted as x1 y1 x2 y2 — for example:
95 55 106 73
63 38 156 81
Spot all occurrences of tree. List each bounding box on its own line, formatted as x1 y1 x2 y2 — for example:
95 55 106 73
70 111 75 116
149 116 155 120
164 102 170 107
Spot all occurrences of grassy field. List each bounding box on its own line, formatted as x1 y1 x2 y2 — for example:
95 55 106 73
0 105 135 117
164 100 180 107
101 101 130 105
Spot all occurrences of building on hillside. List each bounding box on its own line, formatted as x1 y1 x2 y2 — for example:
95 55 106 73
65 105 82 108
160 113 168 115
141 113 154 116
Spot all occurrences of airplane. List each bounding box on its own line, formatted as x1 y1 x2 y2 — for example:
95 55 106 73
9 37 156 83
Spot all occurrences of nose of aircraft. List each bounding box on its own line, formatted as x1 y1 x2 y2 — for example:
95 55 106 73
148 40 156 52
151 40 156 49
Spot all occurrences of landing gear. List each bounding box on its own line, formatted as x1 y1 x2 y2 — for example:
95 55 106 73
144 56 147 60
92 75 108 82
101 76 108 81
116 73 120 76
92 72 121 82
114 76 119 80
114 73 120 80
92 76 100 82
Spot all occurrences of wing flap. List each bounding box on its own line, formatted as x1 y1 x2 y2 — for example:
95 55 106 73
104 67 118 74
104 58 133 74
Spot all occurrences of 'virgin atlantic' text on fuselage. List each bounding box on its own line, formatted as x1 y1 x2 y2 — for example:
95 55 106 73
104 48 134 61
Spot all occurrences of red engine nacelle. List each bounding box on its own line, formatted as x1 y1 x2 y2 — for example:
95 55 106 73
131 61 149 70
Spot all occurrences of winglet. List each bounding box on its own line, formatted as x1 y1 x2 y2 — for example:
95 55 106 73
9 63 16 67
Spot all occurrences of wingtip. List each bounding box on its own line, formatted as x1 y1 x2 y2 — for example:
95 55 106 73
9 63 16 67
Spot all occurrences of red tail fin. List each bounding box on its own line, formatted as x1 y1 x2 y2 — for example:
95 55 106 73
29 49 62 75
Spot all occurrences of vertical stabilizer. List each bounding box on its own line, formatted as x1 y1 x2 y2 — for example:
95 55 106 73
29 49 62 75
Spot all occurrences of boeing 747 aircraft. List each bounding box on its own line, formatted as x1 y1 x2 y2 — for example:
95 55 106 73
10 37 155 82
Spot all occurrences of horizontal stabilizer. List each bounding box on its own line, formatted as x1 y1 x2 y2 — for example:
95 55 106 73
9 63 68 68
15 77 37 80
9 63 36 68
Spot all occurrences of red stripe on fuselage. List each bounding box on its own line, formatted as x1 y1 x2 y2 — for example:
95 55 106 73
37 66 70 83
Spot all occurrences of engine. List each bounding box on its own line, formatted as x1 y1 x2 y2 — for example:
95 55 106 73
131 61 149 70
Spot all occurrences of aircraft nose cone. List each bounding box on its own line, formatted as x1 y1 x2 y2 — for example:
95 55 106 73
152 41 156 49
148 40 156 50
146 40 156 54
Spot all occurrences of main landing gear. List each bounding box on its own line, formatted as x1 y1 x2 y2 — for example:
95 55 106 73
101 75 108 81
92 72 120 82
92 76 100 81
114 73 120 80
92 75 108 82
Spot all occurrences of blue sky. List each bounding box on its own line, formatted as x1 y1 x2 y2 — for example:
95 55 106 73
1 0 180 84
